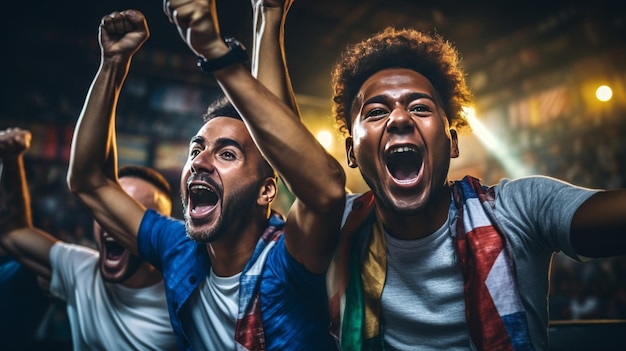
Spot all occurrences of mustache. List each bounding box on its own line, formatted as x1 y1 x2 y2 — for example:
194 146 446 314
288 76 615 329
186 172 221 194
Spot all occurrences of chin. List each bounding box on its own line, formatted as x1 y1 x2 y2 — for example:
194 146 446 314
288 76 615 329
391 202 424 216
184 221 220 243
375 189 429 215
100 268 131 283
99 256 143 283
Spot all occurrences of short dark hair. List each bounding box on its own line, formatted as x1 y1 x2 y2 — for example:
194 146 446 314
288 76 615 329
118 165 171 197
331 27 473 136
201 96 276 179
203 95 242 122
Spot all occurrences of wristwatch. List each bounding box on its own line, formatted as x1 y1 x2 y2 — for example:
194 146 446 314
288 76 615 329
197 37 249 73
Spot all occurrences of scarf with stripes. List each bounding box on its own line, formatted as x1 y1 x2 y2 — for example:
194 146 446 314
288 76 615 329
235 212 285 351
327 176 534 350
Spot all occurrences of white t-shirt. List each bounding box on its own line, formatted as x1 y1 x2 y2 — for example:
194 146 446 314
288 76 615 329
183 269 240 351
49 242 177 351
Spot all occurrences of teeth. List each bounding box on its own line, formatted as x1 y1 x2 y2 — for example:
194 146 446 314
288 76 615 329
190 185 214 193
390 146 417 154
104 237 115 242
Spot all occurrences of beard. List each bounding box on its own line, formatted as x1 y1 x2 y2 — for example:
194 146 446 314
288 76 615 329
181 177 264 243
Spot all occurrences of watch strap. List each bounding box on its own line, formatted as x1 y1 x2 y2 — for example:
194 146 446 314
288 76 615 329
197 37 249 73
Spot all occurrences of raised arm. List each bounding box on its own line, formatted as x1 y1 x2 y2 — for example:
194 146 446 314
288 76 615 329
570 190 626 258
165 0 346 273
0 128 57 279
251 0 299 115
67 10 150 255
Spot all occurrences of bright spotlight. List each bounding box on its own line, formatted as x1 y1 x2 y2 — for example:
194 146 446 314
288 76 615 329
596 85 613 102
316 130 334 151
464 107 529 178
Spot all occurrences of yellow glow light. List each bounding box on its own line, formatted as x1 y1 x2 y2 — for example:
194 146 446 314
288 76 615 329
316 130 334 151
596 85 613 102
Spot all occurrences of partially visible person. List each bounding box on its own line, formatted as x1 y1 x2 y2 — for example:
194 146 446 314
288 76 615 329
0 247 52 350
0 128 52 350
0 126 176 350
325 27 626 350
67 2 344 351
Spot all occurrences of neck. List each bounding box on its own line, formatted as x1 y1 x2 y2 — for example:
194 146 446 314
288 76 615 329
206 216 268 277
377 184 452 240
120 263 163 289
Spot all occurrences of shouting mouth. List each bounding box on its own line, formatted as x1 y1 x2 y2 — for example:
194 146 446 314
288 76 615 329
104 237 126 261
188 181 219 219
101 236 130 275
385 145 423 184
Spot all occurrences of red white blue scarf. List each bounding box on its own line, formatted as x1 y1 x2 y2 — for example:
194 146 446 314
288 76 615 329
235 212 284 351
328 176 535 350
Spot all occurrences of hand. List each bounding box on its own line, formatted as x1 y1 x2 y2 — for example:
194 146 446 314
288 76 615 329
99 9 150 63
0 128 31 159
163 0 226 59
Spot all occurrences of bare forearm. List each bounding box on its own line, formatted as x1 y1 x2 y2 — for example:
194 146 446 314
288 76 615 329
253 5 299 115
1 228 57 280
0 156 56 280
0 155 32 231
214 65 345 211
67 60 129 192
571 190 626 257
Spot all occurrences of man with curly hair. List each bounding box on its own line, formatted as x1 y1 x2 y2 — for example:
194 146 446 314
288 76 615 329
326 27 626 350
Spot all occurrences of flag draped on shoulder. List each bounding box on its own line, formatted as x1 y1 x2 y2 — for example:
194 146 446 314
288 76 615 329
328 176 535 350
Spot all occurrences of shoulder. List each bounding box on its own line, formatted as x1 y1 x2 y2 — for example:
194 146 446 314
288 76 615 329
142 209 184 226
139 209 185 239
341 192 369 226
50 241 97 260
493 175 599 200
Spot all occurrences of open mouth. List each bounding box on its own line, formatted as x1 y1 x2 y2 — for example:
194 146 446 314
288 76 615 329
104 237 125 261
189 183 219 216
386 146 423 183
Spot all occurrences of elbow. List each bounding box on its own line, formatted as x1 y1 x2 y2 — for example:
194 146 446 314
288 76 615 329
66 169 82 195
315 166 347 214
66 167 100 196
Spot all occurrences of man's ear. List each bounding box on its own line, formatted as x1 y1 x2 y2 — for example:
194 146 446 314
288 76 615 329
346 137 357 168
450 129 459 158
257 177 277 206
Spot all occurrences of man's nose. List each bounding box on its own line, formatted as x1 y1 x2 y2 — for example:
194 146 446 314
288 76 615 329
191 150 215 174
386 108 413 134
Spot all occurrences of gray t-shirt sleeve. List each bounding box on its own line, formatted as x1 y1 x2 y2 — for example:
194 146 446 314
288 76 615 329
494 176 598 260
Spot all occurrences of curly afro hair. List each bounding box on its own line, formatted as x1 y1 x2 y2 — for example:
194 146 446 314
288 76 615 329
331 27 473 136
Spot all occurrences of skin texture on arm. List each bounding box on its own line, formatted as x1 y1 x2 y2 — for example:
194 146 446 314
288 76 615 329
0 128 57 280
67 10 150 255
165 0 346 273
570 190 626 258
251 0 299 115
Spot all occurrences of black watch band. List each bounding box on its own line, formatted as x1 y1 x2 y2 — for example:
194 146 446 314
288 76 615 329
197 36 249 73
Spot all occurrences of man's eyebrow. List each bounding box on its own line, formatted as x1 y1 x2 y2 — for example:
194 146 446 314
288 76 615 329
188 136 244 153
362 95 387 106
190 135 204 145
362 92 434 106
214 137 244 152
406 92 435 102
